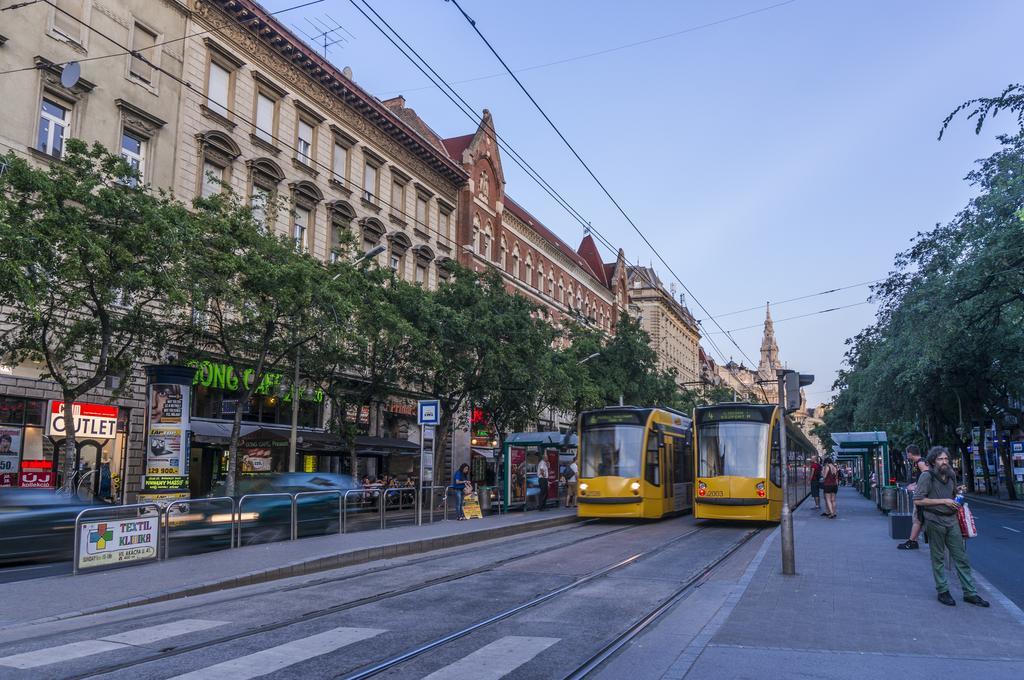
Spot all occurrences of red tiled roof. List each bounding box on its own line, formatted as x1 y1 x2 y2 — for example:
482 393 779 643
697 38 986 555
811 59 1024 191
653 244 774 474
577 235 608 286
442 134 475 161
503 197 603 284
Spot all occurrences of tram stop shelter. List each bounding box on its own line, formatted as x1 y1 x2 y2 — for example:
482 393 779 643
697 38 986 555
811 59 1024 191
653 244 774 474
831 431 890 503
500 432 577 512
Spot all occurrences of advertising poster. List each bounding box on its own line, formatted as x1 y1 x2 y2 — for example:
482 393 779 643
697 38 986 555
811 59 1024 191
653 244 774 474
242 448 272 472
0 426 21 477
19 470 54 488
143 372 192 486
77 517 159 570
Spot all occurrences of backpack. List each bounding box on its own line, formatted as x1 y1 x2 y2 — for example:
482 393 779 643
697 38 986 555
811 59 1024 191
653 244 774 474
563 464 576 482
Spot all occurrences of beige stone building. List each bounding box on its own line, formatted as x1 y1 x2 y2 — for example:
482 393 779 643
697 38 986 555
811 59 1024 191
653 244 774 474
627 266 701 388
0 0 191 500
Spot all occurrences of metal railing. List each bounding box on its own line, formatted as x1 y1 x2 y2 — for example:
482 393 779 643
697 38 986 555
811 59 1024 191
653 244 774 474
73 502 162 575
237 492 295 546
380 488 418 530
293 489 345 540
163 496 235 558
343 488 376 534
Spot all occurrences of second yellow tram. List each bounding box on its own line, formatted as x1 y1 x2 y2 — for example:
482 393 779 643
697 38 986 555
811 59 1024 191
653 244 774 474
576 406 693 519
692 403 814 522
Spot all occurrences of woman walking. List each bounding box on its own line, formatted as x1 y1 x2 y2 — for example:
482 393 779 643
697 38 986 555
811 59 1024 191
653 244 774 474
809 457 823 513
822 458 840 518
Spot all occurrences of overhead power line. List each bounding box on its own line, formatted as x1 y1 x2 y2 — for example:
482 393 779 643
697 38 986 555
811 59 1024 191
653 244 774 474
387 0 798 95
707 301 874 334
445 0 769 399
707 278 884 321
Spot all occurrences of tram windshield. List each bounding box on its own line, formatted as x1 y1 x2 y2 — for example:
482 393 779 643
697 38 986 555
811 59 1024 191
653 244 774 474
580 425 644 478
698 421 769 477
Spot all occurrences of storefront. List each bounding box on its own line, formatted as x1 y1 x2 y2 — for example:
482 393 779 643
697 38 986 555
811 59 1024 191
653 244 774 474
0 396 129 502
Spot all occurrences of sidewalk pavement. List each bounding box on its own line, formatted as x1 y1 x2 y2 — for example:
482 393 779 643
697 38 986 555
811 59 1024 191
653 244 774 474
675 487 1024 679
0 506 577 629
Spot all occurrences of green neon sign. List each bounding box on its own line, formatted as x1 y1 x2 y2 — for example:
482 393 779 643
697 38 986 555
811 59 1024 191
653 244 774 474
186 360 324 403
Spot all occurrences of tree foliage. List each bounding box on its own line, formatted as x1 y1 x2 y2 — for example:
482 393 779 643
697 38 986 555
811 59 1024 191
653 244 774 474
0 142 192 488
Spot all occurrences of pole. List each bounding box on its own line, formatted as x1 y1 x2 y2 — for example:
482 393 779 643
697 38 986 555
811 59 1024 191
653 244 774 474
778 370 796 575
288 346 300 473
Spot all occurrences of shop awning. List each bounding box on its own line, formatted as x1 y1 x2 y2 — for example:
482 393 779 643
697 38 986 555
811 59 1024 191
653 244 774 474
190 420 343 453
354 436 420 456
190 420 260 444
471 447 496 460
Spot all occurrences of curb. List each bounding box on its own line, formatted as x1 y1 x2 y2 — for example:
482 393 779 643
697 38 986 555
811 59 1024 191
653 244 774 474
965 494 1024 511
11 514 580 628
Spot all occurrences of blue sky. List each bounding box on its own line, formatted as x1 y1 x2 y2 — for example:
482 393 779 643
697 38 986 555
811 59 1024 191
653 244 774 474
264 0 1024 403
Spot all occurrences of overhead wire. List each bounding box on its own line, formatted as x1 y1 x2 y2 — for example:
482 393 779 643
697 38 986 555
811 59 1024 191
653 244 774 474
707 301 874 334
445 0 771 399
708 278 883 321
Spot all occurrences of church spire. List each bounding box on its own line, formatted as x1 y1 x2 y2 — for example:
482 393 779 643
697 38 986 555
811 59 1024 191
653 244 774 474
759 302 780 377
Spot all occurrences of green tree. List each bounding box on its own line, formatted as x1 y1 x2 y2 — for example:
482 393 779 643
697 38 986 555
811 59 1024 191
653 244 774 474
178 190 342 496
0 142 193 490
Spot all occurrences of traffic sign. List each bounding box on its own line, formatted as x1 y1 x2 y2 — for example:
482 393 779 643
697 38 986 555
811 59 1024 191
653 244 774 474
417 400 440 425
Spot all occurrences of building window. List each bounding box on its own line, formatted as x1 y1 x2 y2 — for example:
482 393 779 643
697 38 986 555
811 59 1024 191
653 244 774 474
512 250 520 278
537 264 545 292
251 185 271 229
206 61 231 118
415 263 427 284
415 195 428 230
201 160 223 198
391 179 405 216
525 255 533 287
37 98 70 158
440 209 452 241
293 206 310 252
296 119 314 166
363 161 378 203
120 131 144 185
499 238 508 270
52 0 87 45
129 22 157 83
255 92 276 143
333 142 349 183
329 202 355 262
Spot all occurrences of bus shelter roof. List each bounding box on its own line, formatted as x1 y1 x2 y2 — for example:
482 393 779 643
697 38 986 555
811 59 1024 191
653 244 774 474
832 431 887 449
503 432 577 448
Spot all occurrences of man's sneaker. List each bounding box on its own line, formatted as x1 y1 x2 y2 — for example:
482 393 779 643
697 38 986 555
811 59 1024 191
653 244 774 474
964 594 990 607
937 591 956 606
897 540 919 550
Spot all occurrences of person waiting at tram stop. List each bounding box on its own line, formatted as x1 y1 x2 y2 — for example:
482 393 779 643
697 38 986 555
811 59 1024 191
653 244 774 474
809 456 823 512
821 457 840 518
451 463 470 520
898 445 929 550
914 446 989 607
536 454 551 510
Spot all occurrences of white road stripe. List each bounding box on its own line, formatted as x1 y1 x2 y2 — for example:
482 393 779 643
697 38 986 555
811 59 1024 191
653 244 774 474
103 619 227 645
421 636 560 680
0 619 227 669
166 627 385 680
1003 526 1021 533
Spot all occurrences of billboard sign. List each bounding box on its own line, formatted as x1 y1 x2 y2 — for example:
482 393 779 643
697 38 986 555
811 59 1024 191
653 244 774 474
77 517 159 571
46 401 118 440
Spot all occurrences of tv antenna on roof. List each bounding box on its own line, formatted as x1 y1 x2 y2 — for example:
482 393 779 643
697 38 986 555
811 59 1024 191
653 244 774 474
294 15 355 60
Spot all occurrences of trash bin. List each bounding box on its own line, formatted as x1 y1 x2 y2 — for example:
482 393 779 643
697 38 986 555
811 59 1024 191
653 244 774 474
881 486 897 511
479 486 492 512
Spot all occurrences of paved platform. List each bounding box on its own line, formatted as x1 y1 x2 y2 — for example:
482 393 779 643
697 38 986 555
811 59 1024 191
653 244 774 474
601 487 1024 679
0 506 577 629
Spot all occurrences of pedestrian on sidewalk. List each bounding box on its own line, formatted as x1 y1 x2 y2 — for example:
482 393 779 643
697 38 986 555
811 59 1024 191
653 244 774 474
898 445 929 550
452 463 470 521
537 455 550 511
914 446 989 608
822 458 840 518
564 454 579 508
809 456 823 512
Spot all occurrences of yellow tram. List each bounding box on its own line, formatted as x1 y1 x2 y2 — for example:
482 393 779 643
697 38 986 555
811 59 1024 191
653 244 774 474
576 406 693 519
692 403 814 522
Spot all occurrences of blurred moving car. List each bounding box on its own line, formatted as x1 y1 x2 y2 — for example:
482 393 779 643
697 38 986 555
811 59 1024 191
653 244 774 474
0 489 101 565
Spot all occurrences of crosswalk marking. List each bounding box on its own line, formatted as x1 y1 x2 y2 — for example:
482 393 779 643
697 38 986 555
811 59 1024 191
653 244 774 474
166 627 386 680
0 619 228 669
421 636 560 680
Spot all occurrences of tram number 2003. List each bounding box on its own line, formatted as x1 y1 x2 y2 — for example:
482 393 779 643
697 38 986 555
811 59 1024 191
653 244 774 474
706 490 724 497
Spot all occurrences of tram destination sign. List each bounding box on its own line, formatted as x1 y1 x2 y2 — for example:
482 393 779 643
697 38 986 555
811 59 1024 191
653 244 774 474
583 412 644 427
702 408 771 423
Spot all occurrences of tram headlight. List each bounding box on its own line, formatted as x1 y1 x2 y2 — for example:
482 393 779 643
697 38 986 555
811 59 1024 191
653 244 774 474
579 483 588 495
630 481 641 494
756 481 766 498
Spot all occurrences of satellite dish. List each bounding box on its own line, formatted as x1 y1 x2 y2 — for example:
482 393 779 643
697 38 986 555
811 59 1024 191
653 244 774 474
60 61 81 89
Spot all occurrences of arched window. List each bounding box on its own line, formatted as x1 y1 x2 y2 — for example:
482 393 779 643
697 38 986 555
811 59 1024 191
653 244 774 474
472 214 481 253
247 157 284 231
289 180 322 254
195 130 240 198
387 231 412 279
536 262 544 292
558 278 565 303
567 285 574 309
360 217 386 255
413 244 434 286
548 274 554 297
483 221 493 261
479 170 489 200
328 200 356 262
499 237 508 271
511 244 520 278
525 253 533 287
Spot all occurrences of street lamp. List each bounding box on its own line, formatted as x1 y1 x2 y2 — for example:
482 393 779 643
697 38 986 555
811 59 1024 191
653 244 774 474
578 352 601 365
330 244 386 280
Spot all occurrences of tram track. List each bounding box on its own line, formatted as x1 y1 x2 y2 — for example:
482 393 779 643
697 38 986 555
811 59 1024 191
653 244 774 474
337 525 724 680
58 520 645 679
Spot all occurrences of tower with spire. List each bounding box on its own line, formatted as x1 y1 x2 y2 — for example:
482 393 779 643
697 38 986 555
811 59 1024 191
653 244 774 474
758 303 781 382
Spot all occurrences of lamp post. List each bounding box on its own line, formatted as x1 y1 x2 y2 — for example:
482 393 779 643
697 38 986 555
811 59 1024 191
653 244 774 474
291 244 388 472
776 369 813 576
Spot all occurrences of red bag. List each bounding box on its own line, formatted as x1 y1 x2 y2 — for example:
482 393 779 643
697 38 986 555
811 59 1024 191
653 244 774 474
958 502 978 539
